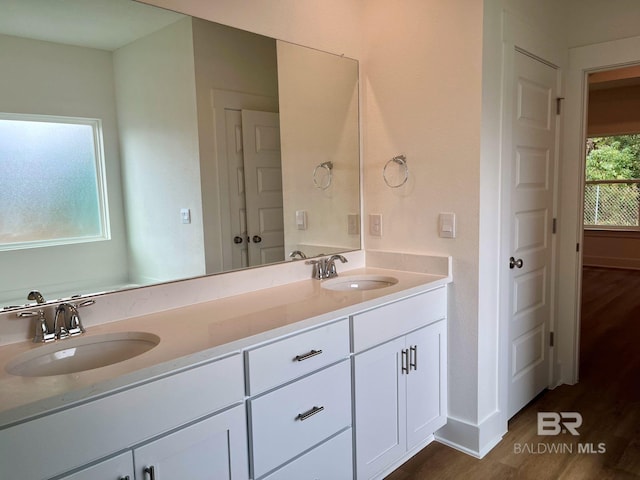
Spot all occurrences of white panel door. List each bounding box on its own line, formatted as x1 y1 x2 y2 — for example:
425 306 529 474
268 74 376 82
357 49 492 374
224 109 249 269
241 110 285 267
406 321 447 450
507 51 557 417
134 405 248 480
354 337 406 480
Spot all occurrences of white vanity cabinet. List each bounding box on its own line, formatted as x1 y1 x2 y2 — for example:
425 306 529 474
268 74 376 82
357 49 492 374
352 287 447 480
59 406 248 480
245 319 353 479
1 354 247 480
133 404 247 480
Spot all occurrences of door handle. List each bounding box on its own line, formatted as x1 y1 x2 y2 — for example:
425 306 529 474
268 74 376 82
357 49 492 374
509 257 524 269
233 236 243 244
409 345 417 371
252 235 262 243
143 466 156 480
401 348 409 374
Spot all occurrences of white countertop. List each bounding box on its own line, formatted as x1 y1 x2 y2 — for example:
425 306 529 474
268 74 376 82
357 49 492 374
0 267 450 428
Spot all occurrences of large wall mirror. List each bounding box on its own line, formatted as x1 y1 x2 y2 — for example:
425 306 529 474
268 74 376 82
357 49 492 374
0 0 360 309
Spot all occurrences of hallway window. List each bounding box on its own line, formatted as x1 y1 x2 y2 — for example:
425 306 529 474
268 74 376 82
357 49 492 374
584 135 640 229
0 114 110 250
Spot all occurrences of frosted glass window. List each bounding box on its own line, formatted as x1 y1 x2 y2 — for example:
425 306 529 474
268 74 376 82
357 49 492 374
0 114 109 249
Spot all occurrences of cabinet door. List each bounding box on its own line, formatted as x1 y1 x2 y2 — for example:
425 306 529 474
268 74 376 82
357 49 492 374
354 337 406 480
59 452 134 480
134 404 248 480
263 429 353 480
406 320 447 450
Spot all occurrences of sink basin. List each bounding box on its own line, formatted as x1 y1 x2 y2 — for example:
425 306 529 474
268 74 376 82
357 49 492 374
6 331 160 377
321 274 399 292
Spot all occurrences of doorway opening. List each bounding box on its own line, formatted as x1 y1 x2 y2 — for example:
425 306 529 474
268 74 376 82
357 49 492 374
579 65 640 381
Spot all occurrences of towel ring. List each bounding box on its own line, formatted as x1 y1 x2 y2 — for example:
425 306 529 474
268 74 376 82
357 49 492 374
313 161 333 190
383 155 408 188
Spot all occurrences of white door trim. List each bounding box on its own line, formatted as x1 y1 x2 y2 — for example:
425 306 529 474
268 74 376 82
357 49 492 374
558 35 640 385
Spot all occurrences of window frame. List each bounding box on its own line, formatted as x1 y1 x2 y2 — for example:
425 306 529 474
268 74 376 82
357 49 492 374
583 134 640 232
0 112 111 251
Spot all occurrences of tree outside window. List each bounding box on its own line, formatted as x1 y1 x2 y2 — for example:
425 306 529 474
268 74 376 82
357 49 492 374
584 134 640 229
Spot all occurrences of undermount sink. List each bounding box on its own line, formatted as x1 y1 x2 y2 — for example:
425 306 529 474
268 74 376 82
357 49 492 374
6 331 160 377
321 274 399 292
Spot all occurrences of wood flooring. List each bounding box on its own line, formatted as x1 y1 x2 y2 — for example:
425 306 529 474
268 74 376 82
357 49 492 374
385 267 640 479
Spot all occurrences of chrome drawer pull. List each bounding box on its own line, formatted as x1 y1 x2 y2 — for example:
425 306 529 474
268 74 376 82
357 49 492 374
294 349 323 362
296 405 325 421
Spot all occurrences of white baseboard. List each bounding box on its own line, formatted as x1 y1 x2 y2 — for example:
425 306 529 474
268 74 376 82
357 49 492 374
434 412 505 459
583 255 640 270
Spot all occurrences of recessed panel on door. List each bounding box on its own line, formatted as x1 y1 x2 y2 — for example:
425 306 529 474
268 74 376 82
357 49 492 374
517 77 552 130
515 146 550 190
512 267 546 317
512 324 545 379
257 167 283 193
514 209 548 253
255 124 281 152
259 207 284 233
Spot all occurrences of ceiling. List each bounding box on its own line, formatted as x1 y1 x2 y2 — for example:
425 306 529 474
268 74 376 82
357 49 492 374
0 0 185 51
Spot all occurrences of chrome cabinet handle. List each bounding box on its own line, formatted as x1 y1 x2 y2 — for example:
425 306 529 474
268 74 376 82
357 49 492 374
144 466 156 480
401 348 409 374
409 345 417 371
296 405 324 421
294 349 323 362
509 257 524 269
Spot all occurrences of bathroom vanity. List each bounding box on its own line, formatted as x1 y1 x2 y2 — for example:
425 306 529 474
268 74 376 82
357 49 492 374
0 264 450 480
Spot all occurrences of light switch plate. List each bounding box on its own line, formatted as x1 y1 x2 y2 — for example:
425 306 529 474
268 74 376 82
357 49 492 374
439 212 455 238
296 210 307 230
369 214 382 237
180 208 191 224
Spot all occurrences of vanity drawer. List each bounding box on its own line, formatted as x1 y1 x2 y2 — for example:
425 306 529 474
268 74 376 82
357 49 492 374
249 360 351 478
263 428 353 480
246 318 349 395
352 287 447 352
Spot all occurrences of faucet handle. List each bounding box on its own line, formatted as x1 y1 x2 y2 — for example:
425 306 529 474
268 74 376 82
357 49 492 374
18 310 55 343
306 258 328 280
66 304 85 335
326 255 348 278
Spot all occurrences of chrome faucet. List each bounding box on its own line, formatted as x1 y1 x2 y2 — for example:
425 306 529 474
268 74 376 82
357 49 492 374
54 303 85 338
27 290 46 304
306 257 328 279
326 255 348 278
17 299 94 342
289 250 307 260
306 255 348 280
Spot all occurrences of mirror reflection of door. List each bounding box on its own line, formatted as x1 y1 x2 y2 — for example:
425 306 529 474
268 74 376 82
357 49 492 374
242 110 284 267
222 108 284 270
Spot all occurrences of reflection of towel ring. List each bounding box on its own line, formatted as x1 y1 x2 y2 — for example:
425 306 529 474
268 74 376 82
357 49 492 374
313 161 333 190
383 155 408 188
